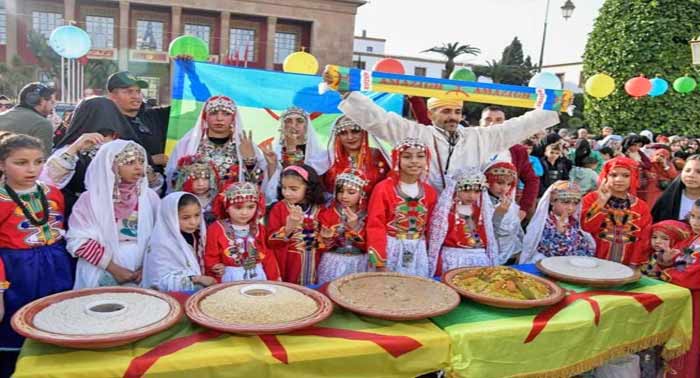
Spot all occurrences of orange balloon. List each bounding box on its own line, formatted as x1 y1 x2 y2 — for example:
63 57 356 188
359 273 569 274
373 58 405 74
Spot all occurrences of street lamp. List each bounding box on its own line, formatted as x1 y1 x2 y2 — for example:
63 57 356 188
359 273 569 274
690 37 700 65
538 0 576 72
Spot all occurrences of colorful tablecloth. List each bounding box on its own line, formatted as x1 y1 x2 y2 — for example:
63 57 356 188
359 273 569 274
431 274 693 378
14 303 450 378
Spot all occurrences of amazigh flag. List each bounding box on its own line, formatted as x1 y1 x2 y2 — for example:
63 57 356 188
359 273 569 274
14 302 450 378
166 60 404 155
432 275 693 378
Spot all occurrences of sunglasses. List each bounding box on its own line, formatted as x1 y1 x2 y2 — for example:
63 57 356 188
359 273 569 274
0 103 13 109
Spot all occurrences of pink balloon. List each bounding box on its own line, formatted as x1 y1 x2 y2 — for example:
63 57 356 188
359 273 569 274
625 75 652 98
373 58 405 74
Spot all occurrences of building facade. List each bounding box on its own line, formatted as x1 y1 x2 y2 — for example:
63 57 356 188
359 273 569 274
1 0 364 101
353 31 472 78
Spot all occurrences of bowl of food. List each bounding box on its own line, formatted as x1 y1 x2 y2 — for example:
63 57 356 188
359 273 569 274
326 272 460 320
11 287 183 349
536 256 641 288
185 281 333 334
442 266 564 309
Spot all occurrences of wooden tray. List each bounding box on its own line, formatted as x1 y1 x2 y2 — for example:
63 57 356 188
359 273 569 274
536 257 642 288
327 272 460 321
186 281 333 335
11 287 183 349
442 267 565 309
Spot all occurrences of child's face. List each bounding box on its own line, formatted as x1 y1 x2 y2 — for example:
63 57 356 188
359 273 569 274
488 178 513 197
178 203 202 234
456 190 480 205
551 198 578 218
688 206 700 233
192 178 210 196
281 175 307 205
650 231 671 252
117 158 145 184
399 147 426 178
336 186 361 208
545 147 561 161
681 160 700 190
607 167 631 193
227 201 257 226
0 148 44 190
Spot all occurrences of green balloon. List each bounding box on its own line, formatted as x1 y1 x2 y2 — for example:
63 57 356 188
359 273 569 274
450 68 477 82
168 35 209 62
673 76 697 93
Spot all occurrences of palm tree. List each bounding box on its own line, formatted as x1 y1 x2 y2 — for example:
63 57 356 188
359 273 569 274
421 42 480 78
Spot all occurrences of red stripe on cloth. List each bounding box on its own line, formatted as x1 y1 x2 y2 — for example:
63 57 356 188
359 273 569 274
123 330 222 378
524 289 664 344
258 334 289 364
289 326 423 358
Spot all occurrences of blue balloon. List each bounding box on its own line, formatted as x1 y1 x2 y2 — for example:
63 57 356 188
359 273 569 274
49 26 91 59
648 77 669 97
528 72 562 90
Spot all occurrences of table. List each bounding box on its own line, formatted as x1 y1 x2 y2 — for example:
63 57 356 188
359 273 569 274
431 266 693 378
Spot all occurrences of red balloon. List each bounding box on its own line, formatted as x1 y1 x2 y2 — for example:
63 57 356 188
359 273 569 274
624 75 652 98
373 58 405 74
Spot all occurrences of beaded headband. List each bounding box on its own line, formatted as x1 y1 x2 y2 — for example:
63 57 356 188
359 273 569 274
186 162 212 179
204 96 237 114
336 169 369 192
486 166 517 178
550 181 582 202
114 143 145 166
456 175 488 192
333 117 362 134
223 182 259 204
394 137 427 153
281 106 307 121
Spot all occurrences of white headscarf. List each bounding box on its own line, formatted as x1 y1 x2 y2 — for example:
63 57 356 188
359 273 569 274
165 96 268 193
427 168 499 276
66 140 160 288
265 107 329 202
142 192 207 290
519 181 595 263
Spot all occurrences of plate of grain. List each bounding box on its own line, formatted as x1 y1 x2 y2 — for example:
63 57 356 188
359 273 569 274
11 287 184 349
536 256 641 288
326 272 461 321
185 281 333 334
442 266 564 309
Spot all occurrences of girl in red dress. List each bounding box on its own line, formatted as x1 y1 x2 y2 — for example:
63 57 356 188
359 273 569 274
366 138 438 277
317 168 370 284
581 156 652 267
204 182 279 282
267 164 326 285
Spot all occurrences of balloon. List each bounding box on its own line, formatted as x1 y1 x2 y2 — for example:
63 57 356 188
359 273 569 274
673 75 697 93
647 77 669 97
49 26 91 59
585 73 616 98
450 68 476 82
624 75 651 98
372 58 405 74
528 72 562 90
283 51 319 75
168 35 209 62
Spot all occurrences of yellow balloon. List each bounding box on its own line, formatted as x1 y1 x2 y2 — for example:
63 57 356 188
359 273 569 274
585 73 616 99
282 51 319 75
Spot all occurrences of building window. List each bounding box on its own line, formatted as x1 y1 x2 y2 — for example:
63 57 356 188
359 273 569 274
0 7 6 45
32 11 64 39
414 67 427 77
85 16 114 49
274 32 297 64
184 24 210 46
137 76 160 101
353 60 366 70
136 20 164 50
366 46 373 53
229 28 255 61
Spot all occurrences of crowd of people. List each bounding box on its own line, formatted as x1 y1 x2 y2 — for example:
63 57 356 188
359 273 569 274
0 69 697 378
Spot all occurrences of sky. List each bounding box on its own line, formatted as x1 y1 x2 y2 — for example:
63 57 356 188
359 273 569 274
354 0 606 66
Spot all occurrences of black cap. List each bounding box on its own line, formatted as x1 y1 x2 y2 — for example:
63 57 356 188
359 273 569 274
19 82 56 106
107 71 148 91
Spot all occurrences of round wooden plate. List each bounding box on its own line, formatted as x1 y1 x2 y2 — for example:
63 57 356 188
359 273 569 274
185 281 333 335
11 287 183 349
536 256 642 288
327 272 460 321
442 267 565 309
